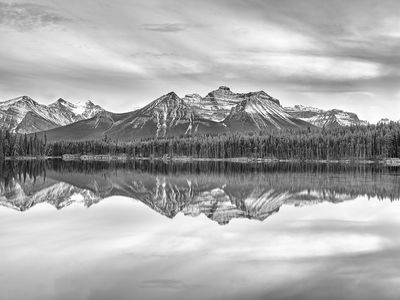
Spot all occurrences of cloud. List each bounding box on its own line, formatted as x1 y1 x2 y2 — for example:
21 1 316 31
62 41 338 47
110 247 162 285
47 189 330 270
0 2 70 30
0 0 399 122
218 52 382 81
141 279 185 289
130 51 178 58
142 23 189 32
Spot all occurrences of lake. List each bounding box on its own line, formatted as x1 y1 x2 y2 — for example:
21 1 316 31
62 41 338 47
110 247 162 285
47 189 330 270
1 160 400 300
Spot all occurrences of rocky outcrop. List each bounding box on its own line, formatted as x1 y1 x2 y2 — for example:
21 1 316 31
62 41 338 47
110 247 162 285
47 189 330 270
224 91 311 131
285 105 368 128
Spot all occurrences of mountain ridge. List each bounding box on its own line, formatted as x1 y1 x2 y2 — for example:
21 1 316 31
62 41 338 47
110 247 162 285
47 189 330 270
285 105 368 128
0 96 106 134
1 87 378 141
36 86 315 141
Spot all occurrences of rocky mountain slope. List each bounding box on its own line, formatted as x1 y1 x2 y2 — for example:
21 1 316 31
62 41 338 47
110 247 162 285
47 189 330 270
2 87 373 140
285 105 368 128
106 91 228 139
39 86 313 141
224 91 311 131
0 96 105 134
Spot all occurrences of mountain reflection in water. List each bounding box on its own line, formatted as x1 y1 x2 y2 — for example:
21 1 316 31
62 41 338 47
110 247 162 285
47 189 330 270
1 160 399 225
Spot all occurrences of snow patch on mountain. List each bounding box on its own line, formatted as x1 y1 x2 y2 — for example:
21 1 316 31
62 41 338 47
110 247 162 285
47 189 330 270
0 96 105 134
285 105 367 128
224 91 310 131
182 86 283 123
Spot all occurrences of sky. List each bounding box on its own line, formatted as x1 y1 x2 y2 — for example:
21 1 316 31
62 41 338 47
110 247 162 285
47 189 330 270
0 0 399 122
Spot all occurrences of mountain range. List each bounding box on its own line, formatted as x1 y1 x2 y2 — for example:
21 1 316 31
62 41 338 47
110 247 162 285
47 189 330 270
38 86 315 141
285 105 369 127
0 96 105 134
0 86 381 141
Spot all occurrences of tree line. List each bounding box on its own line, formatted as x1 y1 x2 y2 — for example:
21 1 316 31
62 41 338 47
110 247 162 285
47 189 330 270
0 130 47 160
1 123 400 161
49 123 400 160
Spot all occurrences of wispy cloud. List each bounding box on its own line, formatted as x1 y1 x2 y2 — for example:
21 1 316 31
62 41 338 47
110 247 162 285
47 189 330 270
0 2 70 30
141 279 185 289
130 51 178 58
142 22 189 32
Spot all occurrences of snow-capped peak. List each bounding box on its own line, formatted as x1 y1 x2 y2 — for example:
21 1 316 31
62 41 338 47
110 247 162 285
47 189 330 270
184 86 279 122
50 98 103 118
286 105 324 113
0 95 38 109
0 95 105 134
224 92 305 130
285 105 366 128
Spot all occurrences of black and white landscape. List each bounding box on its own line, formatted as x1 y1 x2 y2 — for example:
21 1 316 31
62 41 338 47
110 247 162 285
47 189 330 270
1 0 400 300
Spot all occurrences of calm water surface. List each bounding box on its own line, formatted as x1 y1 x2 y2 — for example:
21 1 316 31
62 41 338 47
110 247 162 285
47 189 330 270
1 160 400 300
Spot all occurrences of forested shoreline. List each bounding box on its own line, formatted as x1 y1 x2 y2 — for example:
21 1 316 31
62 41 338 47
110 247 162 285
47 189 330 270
1 123 400 161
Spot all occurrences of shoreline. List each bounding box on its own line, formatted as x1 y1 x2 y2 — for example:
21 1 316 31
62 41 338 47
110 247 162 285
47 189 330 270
3 155 400 166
